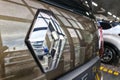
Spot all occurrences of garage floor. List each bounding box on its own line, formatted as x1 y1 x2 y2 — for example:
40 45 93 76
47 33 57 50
101 63 120 80
103 72 120 80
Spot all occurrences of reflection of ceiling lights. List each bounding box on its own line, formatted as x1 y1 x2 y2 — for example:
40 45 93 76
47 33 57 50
86 12 89 16
117 17 120 20
107 12 112 15
113 15 116 18
85 1 88 4
93 1 120 20
100 8 105 11
92 2 98 7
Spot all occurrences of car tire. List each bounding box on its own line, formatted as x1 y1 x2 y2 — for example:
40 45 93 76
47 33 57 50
101 45 119 64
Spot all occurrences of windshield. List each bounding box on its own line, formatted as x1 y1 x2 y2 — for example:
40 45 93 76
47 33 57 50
111 21 120 27
99 22 112 30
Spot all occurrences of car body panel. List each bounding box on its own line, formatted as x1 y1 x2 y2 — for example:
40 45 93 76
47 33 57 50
0 0 101 80
103 34 120 52
25 1 101 79
102 24 120 55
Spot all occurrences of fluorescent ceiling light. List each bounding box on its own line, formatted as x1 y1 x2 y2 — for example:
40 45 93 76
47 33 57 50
101 8 105 11
86 12 89 16
113 15 116 18
85 1 88 4
107 12 112 15
117 17 120 20
92 2 98 7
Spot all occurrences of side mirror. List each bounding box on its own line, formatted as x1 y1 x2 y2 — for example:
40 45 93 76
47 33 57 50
25 9 66 73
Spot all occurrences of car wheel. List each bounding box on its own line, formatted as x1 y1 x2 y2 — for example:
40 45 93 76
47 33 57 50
101 45 118 64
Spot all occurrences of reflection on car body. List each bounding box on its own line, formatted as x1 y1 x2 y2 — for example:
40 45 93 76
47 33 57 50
0 0 103 80
24 0 102 80
25 9 66 72
98 20 120 64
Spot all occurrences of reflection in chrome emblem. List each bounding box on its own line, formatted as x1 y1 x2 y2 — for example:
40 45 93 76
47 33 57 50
25 9 66 73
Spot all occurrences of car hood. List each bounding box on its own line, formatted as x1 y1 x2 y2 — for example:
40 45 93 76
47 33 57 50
103 25 120 35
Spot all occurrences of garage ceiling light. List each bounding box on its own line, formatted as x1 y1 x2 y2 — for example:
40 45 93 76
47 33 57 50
86 12 89 16
85 1 88 4
113 15 116 18
101 8 105 11
92 2 98 7
107 12 112 15
117 17 120 20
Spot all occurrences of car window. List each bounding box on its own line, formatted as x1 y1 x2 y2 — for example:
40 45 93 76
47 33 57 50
100 22 112 30
111 22 120 27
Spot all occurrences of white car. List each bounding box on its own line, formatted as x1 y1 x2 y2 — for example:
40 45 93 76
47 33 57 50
99 21 120 64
